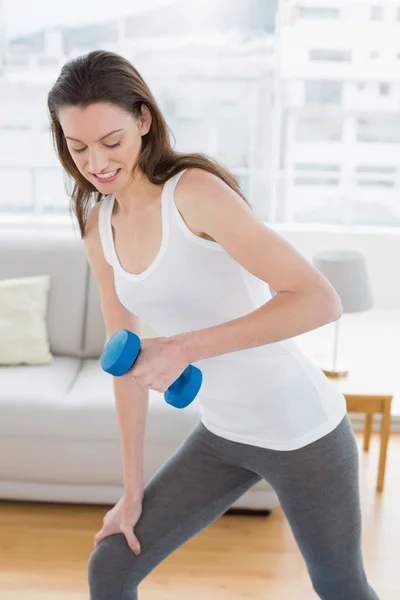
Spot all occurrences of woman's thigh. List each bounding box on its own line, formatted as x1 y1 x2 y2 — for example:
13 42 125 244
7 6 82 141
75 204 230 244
267 416 362 566
88 421 261 599
248 415 378 598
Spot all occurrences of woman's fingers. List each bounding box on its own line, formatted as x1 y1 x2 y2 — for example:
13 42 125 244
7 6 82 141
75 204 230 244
93 530 102 548
93 524 112 548
93 498 143 555
121 523 141 555
93 526 141 555
93 522 140 555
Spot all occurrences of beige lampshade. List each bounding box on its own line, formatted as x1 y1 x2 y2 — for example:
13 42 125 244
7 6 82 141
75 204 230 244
312 249 373 313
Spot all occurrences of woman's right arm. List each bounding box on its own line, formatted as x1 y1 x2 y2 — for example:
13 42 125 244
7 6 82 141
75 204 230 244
83 203 148 503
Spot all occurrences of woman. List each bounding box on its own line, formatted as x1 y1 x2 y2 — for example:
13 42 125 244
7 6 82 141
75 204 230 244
47 49 380 600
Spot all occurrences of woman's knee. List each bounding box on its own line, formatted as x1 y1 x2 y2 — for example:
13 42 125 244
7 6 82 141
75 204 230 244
88 533 141 598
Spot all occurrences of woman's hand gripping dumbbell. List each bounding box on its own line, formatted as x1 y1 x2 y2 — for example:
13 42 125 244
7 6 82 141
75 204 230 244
101 329 203 409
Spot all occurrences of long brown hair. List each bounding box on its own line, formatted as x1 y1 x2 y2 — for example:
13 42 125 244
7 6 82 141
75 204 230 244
47 49 252 239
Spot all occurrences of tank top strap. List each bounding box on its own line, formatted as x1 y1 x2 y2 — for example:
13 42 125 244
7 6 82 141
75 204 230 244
162 168 188 229
98 170 187 267
163 168 188 205
98 195 114 266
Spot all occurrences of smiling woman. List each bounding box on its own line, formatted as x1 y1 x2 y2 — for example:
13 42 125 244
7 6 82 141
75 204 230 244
46 49 381 600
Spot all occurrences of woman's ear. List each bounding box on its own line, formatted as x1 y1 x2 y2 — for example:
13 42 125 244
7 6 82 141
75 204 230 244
139 104 152 136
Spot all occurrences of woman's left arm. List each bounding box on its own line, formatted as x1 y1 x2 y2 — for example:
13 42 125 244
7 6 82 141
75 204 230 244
171 169 343 364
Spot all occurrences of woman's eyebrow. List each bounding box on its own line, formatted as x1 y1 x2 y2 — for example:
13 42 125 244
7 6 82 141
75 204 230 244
65 129 124 143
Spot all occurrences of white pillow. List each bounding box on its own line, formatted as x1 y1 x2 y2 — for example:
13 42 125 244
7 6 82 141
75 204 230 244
0 275 54 366
140 321 158 339
104 320 158 346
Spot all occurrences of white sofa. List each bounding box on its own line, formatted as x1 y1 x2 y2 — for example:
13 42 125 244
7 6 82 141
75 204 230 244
0 225 278 513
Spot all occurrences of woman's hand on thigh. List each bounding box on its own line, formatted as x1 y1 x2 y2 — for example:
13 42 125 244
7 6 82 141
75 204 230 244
94 495 143 556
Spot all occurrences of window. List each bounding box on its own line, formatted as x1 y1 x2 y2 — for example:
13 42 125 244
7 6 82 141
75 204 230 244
1 2 271 223
298 7 340 19
379 82 390 95
309 49 352 62
356 179 394 188
293 164 340 187
295 163 340 172
355 165 396 191
357 118 400 142
305 80 342 105
279 3 400 227
296 118 342 142
370 6 384 20
294 177 339 186
0 124 29 131
2 0 399 229
356 165 397 174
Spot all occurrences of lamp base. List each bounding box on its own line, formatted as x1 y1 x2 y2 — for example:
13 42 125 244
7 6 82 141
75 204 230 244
318 358 349 379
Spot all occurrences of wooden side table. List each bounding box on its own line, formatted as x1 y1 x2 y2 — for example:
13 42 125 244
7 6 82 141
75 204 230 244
343 393 392 492
294 310 399 493
325 371 393 493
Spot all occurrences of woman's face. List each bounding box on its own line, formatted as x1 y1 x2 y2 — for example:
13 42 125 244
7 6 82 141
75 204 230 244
59 102 151 192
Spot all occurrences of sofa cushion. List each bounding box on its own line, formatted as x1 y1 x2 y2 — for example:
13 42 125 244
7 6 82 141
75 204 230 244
0 357 82 436
0 226 88 358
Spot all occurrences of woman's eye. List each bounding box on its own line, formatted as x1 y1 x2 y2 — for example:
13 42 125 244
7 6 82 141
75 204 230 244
72 141 121 154
105 141 121 149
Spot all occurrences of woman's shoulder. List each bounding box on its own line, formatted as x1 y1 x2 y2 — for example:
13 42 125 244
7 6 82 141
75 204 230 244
173 168 228 243
176 167 221 190
83 197 109 239
174 167 234 212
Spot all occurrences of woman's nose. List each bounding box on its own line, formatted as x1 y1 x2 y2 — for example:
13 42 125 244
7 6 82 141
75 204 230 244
88 149 108 174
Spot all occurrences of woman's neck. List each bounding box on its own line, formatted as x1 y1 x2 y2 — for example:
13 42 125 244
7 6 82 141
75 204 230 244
113 171 162 218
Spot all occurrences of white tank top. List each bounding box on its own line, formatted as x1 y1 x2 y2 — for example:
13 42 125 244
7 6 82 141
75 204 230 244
98 168 346 451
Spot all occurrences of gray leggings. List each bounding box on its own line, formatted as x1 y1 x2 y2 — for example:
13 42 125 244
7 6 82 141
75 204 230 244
88 414 380 599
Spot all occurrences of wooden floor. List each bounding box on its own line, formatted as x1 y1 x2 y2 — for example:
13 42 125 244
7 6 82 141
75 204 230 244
1 431 399 600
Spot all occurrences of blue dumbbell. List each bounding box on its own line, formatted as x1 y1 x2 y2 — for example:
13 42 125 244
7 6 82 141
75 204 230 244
101 329 203 409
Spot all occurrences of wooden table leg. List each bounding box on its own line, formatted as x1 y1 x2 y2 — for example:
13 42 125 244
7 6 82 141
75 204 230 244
364 413 373 451
377 398 392 493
